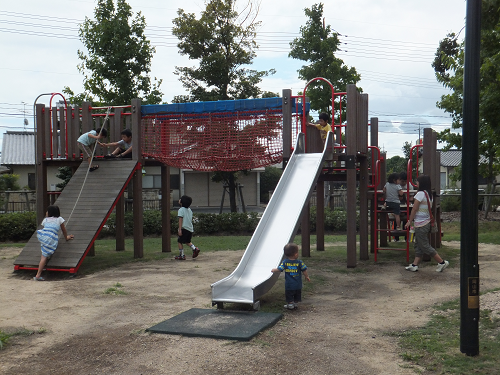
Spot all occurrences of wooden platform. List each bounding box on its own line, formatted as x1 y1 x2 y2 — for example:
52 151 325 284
14 159 139 273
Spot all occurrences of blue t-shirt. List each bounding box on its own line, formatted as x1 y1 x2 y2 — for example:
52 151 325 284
77 130 97 146
277 258 307 290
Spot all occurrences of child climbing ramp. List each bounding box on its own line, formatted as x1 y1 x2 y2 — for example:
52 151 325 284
34 205 74 280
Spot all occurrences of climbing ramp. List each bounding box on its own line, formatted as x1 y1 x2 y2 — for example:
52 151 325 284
211 132 333 308
14 160 140 274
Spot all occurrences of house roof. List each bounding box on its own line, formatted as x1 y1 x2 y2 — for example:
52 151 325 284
439 149 487 167
1 131 35 165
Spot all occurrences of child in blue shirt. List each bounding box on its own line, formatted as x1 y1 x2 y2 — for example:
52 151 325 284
77 127 107 171
271 243 310 310
176 195 200 260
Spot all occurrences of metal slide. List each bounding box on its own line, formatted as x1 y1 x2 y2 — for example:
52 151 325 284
211 132 333 308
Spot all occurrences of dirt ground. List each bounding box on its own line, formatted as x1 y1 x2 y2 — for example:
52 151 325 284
1 238 500 375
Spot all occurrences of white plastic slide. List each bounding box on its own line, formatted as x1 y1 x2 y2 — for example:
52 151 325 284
211 132 333 308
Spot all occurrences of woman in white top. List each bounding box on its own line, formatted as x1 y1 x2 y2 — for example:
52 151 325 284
404 175 449 272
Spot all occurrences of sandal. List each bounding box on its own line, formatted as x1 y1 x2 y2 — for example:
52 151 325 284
104 154 116 159
89 165 99 172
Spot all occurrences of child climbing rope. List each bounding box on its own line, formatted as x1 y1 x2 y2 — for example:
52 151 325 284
77 127 107 171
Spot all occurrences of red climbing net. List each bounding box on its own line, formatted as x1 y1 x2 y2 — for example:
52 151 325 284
142 109 284 172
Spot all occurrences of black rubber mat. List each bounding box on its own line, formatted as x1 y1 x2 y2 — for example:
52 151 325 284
146 308 282 341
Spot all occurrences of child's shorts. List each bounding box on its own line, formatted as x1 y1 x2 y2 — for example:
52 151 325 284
386 201 401 215
78 142 93 159
285 289 302 303
177 228 193 244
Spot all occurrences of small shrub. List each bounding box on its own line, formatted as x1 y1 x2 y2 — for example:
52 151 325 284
441 195 461 212
0 212 37 242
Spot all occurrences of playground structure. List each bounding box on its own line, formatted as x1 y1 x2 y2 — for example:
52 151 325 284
13 82 442 309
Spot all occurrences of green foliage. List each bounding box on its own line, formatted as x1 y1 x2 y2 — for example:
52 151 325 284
433 3 500 186
101 210 261 237
0 330 10 350
289 3 361 119
172 0 275 102
440 193 461 212
69 0 162 105
55 167 72 190
385 155 407 175
0 174 21 191
306 206 356 233
260 166 283 203
104 282 127 295
0 212 37 242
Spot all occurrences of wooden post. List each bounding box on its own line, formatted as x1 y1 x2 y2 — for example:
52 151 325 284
51 107 58 159
116 195 125 251
59 106 66 159
301 203 310 257
35 104 48 226
358 93 369 261
161 164 171 253
370 117 379 253
282 89 292 168
67 106 75 160
359 155 369 260
131 99 143 258
346 84 358 268
379 153 388 246
316 182 325 251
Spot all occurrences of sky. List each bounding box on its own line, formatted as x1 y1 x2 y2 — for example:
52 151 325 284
0 0 467 158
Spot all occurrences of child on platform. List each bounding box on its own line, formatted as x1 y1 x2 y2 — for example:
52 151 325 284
271 243 310 310
77 127 107 171
307 112 332 144
176 195 200 260
34 205 74 281
102 128 133 159
383 172 404 232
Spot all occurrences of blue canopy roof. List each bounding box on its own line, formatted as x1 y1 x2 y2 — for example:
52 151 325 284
141 97 309 115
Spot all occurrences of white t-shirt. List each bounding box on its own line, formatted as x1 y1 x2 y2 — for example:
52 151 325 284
414 191 432 227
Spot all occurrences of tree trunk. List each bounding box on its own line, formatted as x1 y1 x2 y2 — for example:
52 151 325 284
228 173 237 212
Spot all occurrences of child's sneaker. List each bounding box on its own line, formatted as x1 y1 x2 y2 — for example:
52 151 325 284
175 255 186 260
33 277 45 281
436 260 449 272
192 247 200 259
405 264 418 272
283 303 295 310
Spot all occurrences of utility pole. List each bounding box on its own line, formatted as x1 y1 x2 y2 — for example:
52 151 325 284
460 0 481 357
21 101 28 131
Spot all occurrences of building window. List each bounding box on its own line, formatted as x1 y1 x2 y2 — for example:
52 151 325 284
28 173 36 190
142 175 180 189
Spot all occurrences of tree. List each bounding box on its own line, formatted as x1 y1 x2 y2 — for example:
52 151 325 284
172 0 276 211
55 167 73 190
65 0 162 105
172 0 275 103
386 156 407 176
432 0 500 215
289 3 361 120
260 166 283 203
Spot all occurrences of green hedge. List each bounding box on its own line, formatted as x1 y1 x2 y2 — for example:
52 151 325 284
0 212 37 242
0 208 355 241
100 211 261 237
